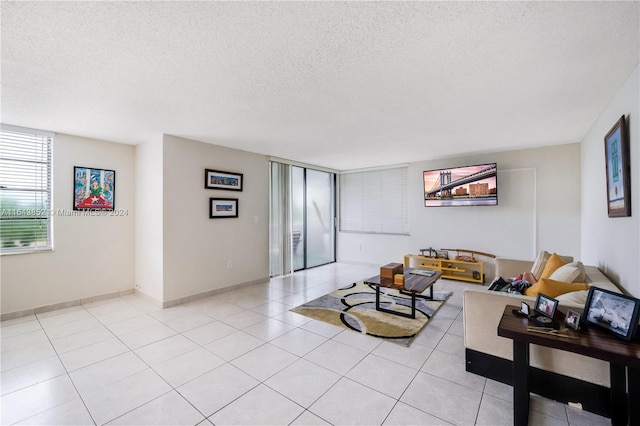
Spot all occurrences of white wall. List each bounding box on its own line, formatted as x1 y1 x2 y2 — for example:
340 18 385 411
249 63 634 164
134 138 164 303
1 134 135 314
162 135 270 302
338 143 582 279
581 65 639 296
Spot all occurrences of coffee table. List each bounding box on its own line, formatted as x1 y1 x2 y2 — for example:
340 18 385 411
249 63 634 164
363 268 442 319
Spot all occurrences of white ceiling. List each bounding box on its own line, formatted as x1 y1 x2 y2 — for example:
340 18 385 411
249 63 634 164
2 1 639 170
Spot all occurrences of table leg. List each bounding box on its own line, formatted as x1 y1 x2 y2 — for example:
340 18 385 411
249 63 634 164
629 367 640 426
610 363 627 426
513 340 529 426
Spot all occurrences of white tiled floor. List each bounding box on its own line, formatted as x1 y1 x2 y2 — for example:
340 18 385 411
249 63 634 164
0 263 611 425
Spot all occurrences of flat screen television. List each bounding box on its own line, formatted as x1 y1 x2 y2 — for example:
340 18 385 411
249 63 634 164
424 163 497 207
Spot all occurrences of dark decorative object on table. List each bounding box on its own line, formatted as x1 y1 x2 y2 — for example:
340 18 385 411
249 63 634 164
583 286 640 341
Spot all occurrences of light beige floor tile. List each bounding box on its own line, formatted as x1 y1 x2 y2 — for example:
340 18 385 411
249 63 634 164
196 302 245 320
304 339 368 376
153 347 225 387
69 351 149 397
1 314 37 327
1 355 66 396
81 368 171 425
272 309 313 326
290 410 331 425
531 393 568 421
163 312 214 333
372 340 433 370
133 334 198 366
309 377 396 425
59 337 129 372
243 318 296 341
476 393 513 426
0 319 43 338
447 319 465 337
16 396 94 426
411 325 446 349
209 384 304 425
92 307 147 325
332 329 383 352
400 372 482 425
37 307 90 327
177 363 259 417
220 309 268 329
529 410 570 426
346 354 418 399
483 378 512 401
565 405 610 426
231 343 298 381
149 305 199 323
434 333 465 356
119 322 178 349
251 301 291 317
182 320 237 345
107 390 205 425
382 402 453 425
1 341 57 372
0 374 79 425
1 329 51 353
265 358 341 407
269 328 327 357
42 317 105 340
50 326 114 354
106 314 163 336
421 349 486 391
203 330 265 361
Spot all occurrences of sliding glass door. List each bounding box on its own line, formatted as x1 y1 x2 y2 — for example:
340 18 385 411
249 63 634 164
270 162 335 276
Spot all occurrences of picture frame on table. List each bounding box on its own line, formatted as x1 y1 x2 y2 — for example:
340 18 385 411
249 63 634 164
583 286 640 341
209 198 238 219
204 169 243 191
565 309 581 330
73 166 115 210
604 115 630 217
534 293 558 319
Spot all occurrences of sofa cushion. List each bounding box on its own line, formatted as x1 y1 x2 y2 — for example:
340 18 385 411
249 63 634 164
530 251 551 280
539 253 568 280
555 290 589 306
524 277 588 298
549 261 586 283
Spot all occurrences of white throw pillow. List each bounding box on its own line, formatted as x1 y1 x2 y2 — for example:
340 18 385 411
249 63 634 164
549 261 586 283
556 289 589 306
530 251 550 280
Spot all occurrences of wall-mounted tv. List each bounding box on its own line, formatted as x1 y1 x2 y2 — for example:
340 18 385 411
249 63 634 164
424 163 497 207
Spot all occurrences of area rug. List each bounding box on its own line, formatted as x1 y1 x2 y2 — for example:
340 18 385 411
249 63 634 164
291 281 451 346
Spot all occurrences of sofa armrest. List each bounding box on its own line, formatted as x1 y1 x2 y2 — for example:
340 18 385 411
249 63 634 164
495 258 534 279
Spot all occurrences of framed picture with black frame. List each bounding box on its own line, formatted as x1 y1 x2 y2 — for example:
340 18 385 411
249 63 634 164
583 286 640 341
529 293 559 328
604 115 631 217
204 169 243 191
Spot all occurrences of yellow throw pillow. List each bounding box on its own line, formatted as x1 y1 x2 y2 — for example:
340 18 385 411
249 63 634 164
525 277 588 298
539 253 567 280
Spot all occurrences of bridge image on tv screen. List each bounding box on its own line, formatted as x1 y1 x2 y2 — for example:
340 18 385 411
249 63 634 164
424 163 497 207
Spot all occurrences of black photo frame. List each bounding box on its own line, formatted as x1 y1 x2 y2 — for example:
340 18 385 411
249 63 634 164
604 115 631 217
209 198 238 219
205 169 243 191
565 309 581 330
534 293 558 319
584 286 640 341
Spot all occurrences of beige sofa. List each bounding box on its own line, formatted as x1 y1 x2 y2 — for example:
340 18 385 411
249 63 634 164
463 257 622 415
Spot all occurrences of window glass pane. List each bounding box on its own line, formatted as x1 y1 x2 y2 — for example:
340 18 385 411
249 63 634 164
306 169 334 268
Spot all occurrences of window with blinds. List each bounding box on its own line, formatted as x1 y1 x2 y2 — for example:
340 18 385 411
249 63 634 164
339 165 409 235
0 124 54 254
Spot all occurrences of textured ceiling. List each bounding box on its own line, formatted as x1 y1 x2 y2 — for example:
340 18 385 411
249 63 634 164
2 1 639 170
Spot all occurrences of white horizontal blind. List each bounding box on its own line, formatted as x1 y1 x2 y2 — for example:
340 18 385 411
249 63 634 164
339 166 408 234
0 124 53 253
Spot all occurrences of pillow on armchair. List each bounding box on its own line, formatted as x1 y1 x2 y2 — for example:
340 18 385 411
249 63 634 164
549 261 586 283
524 277 588 298
530 251 574 281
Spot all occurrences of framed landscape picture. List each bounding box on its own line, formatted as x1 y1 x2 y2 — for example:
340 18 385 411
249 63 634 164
73 166 115 210
205 169 243 191
604 115 630 217
210 198 238 218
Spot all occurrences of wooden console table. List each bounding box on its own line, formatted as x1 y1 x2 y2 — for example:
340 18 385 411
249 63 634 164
404 253 485 284
497 305 640 426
